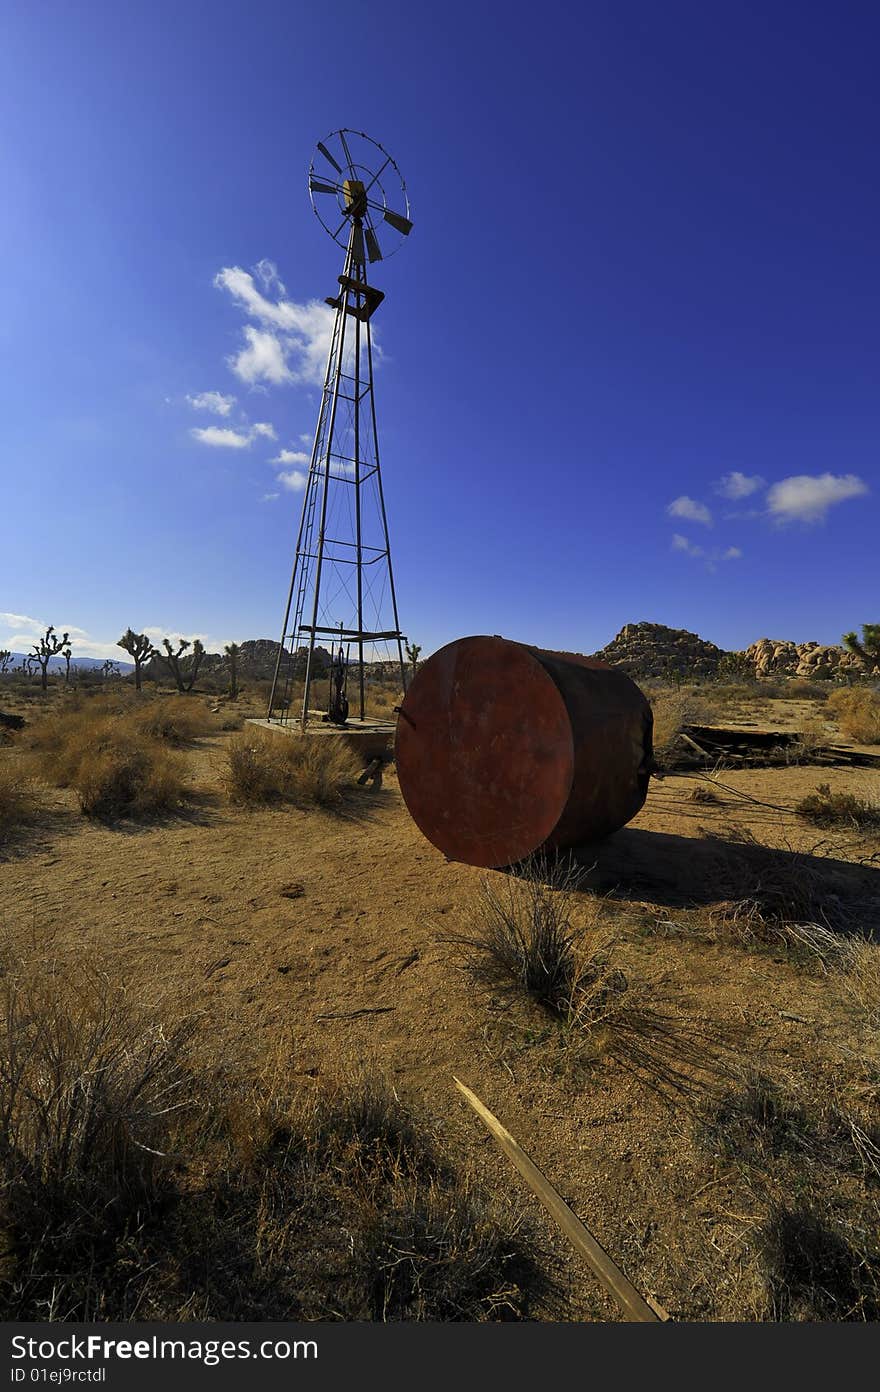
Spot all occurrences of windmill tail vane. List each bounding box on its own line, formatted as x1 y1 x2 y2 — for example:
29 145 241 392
267 129 413 730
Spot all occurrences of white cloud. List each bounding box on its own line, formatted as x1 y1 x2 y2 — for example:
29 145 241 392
186 391 236 417
254 258 286 296
716 471 765 500
666 495 712 526
671 534 703 557
191 426 252 448
299 433 312 445
215 266 338 387
766 473 869 524
277 470 307 492
191 422 277 448
229 325 295 386
671 537 742 565
259 492 280 503
0 612 133 663
273 448 310 466
0 611 46 638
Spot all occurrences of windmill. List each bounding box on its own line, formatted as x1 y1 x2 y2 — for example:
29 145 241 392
267 129 413 730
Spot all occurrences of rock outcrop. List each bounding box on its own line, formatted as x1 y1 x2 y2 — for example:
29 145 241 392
746 638 865 680
593 622 726 679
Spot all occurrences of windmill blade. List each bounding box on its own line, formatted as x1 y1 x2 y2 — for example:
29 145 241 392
338 130 357 175
351 224 365 265
309 177 339 196
365 227 383 263
383 208 413 236
317 141 342 174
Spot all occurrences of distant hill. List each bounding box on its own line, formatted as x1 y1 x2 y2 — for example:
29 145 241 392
593 622 726 679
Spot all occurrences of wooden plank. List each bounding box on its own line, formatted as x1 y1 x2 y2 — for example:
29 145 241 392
453 1076 668 1323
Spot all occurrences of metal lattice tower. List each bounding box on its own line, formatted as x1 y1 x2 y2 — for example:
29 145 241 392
267 129 413 729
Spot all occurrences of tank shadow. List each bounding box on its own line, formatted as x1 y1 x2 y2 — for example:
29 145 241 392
568 827 880 938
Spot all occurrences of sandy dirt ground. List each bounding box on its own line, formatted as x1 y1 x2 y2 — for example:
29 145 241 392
2 701 879 1321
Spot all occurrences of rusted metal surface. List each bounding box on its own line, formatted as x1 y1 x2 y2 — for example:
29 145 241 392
394 635 652 868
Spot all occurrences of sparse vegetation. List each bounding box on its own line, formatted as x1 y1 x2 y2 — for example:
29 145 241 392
0 763 36 843
224 729 360 807
826 686 880 743
132 695 217 744
0 955 550 1321
445 858 725 1097
648 688 718 771
796 782 880 830
689 786 720 804
25 704 188 819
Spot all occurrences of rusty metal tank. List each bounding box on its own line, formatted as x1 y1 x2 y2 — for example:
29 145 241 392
394 635 653 868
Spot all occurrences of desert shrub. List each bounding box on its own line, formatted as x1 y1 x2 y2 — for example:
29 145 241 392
0 762 37 843
443 856 595 1017
796 783 880 830
0 964 195 1319
444 859 723 1096
698 834 877 967
690 786 720 804
132 696 217 744
26 707 188 819
224 730 359 807
74 742 186 818
648 688 718 771
0 956 550 1321
825 687 880 743
787 680 829 700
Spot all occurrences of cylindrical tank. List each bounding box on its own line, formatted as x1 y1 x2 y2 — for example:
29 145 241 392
395 635 653 868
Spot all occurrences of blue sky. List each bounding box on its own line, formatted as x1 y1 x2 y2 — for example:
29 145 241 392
1 0 876 662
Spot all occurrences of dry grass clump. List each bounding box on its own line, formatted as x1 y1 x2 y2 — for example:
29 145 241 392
224 729 359 807
25 706 188 819
0 953 551 1321
825 687 880 743
0 762 37 843
445 857 726 1097
0 963 195 1319
132 696 217 744
690 786 721 804
696 1069 880 1320
796 782 880 830
366 683 404 719
648 688 718 771
698 834 870 963
786 679 832 700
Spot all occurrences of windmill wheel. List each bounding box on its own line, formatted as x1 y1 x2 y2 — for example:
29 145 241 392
308 128 413 265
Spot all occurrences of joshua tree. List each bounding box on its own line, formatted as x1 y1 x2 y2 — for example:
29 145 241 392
0 650 11 675
405 641 422 676
155 637 205 693
61 645 73 684
224 642 240 699
30 626 70 692
117 628 155 692
843 624 880 672
101 660 121 680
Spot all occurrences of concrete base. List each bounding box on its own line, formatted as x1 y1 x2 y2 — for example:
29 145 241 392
246 715 396 763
